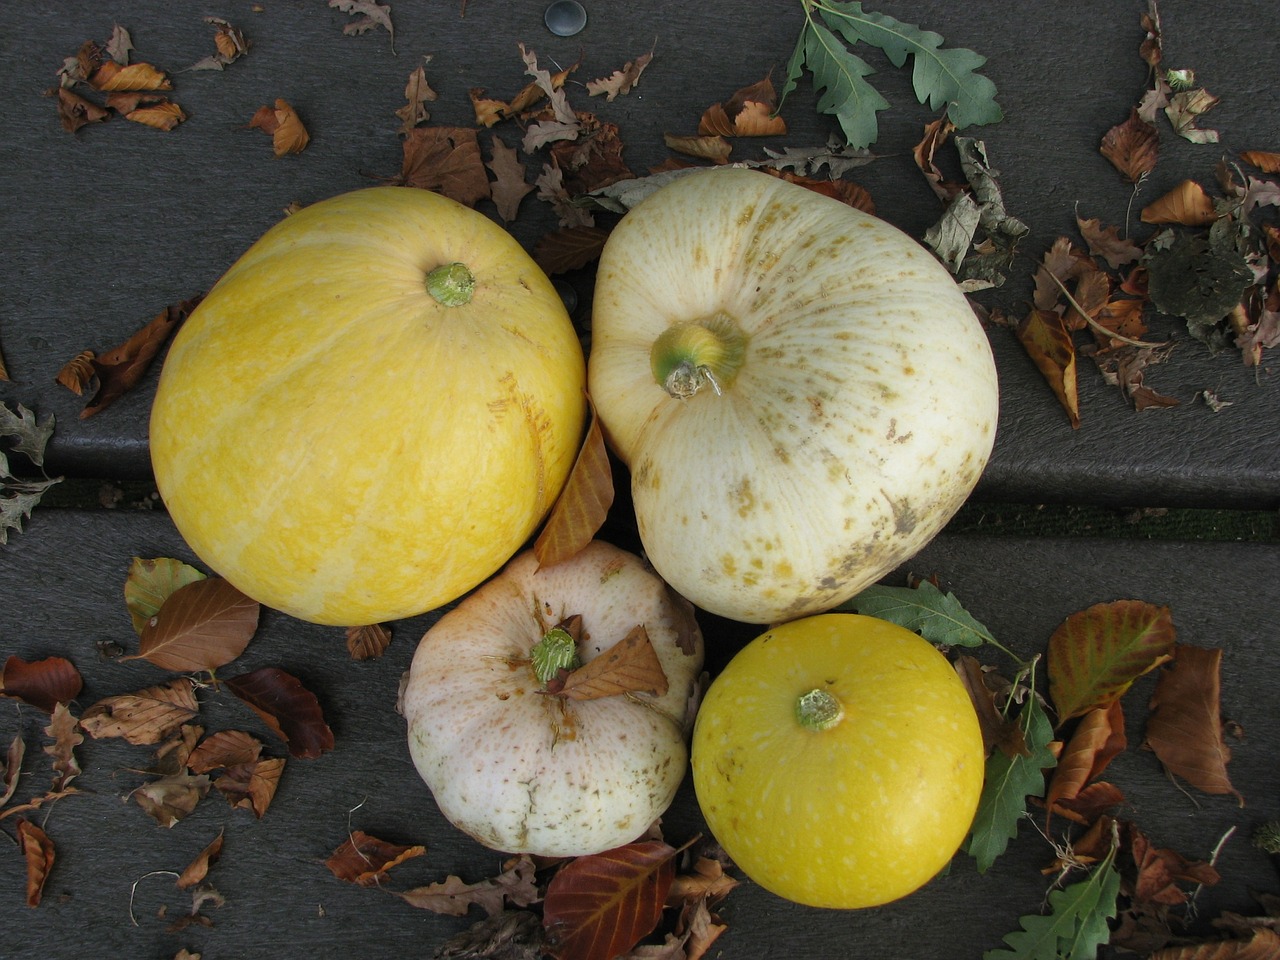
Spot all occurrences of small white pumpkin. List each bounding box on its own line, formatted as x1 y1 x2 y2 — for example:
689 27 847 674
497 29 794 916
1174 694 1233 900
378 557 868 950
587 168 999 624
401 541 704 857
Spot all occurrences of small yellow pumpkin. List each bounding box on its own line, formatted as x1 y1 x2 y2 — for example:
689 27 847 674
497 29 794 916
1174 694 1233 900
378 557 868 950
588 168 999 624
150 187 586 625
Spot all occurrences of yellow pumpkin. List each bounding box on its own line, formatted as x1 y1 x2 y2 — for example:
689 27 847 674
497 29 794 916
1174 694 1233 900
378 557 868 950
150 187 586 625
588 168 998 624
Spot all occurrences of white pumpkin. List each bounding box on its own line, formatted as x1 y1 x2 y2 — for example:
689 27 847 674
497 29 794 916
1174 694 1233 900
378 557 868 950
587 168 999 624
401 541 704 858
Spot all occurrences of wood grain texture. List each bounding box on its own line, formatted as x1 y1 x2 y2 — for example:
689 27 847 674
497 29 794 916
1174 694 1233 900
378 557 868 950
1 510 1276 959
0 2 1276 505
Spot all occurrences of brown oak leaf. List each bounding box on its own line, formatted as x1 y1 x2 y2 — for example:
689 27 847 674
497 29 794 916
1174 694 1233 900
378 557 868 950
397 855 540 917
486 136 534 222
586 49 654 102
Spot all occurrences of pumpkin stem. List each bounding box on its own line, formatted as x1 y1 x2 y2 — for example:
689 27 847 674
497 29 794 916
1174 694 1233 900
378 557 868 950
425 262 476 306
650 314 747 399
795 688 844 731
531 627 581 684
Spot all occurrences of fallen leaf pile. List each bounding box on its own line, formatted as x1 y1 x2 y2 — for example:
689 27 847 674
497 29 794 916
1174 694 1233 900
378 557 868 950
842 578 1262 958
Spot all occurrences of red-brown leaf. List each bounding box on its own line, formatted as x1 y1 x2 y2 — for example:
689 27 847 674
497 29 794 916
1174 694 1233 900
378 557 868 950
177 830 225 890
548 625 669 701
533 226 611 276
542 840 678 960
1049 780 1126 825
1 736 24 807
1 655 83 713
1044 700 1127 819
396 126 491 207
1145 929 1280 960
1015 308 1080 429
79 677 199 745
187 729 263 773
1047 600 1175 724
535 401 613 568
325 830 427 886
345 623 392 661
17 818 55 907
1125 819 1221 906
1143 644 1243 804
1100 108 1159 184
213 757 285 818
224 667 334 759
43 702 84 792
128 577 259 673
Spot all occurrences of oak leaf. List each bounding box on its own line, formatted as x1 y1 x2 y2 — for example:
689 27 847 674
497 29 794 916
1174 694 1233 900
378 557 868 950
486 136 534 222
1100 108 1159 184
542 841 678 960
397 855 540 916
549 117 632 194
547 625 669 701
1016 308 1080 429
534 402 613 568
345 622 392 660
325 830 426 886
1 655 83 713
1143 644 1243 804
329 0 395 49
43 702 84 793
587 49 654 102
80 677 199 745
224 667 334 759
396 63 437 134
17 818 55 907
397 126 491 207
1047 600 1175 723
124 556 207 635
1141 179 1217 226
249 99 310 156
128 577 259 673
1077 215 1144 270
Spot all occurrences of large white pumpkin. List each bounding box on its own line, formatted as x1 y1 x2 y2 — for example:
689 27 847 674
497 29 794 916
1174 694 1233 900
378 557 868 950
587 168 998 624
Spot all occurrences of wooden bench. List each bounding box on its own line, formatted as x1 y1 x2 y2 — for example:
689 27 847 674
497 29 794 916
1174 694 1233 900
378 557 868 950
3 3 1277 958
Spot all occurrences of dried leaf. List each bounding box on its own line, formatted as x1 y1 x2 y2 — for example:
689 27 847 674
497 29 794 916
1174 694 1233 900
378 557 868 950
487 136 533 222
1141 179 1218 226
77 295 201 418
398 855 540 917
54 87 109 132
128 577 259 673
111 94 186 131
666 857 738 908
699 75 787 137
1126 819 1221 907
1 736 24 808
548 625 668 701
346 623 392 661
224 667 334 759
89 60 172 92
1240 150 1280 174
1091 341 1180 411
214 757 284 818
1165 87 1219 144
533 226 610 276
586 49 654 101
760 168 876 215
519 43 576 126
17 818 55 907
54 350 96 395
913 115 963 202
80 677 199 745
104 24 133 65
396 63 437 133
325 830 427 886
1 655 83 713
397 126 491 207
1048 600 1175 724
1044 701 1126 818
1143 644 1243 804
955 655 1024 759
124 556 208 635
548 117 632 194
152 723 203 776
1100 109 1160 183
188 18 249 70
329 0 395 48
133 772 210 827
1077 215 1144 269
436 910 546 959
535 403 613 567
43 702 84 793
542 841 678 960
249 99 310 156
537 162 595 229
663 133 732 164
177 831 225 890
1016 308 1080 429
188 730 263 773
1050 780 1126 825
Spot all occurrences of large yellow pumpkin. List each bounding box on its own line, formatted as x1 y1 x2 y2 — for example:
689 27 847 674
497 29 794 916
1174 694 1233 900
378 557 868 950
150 187 586 625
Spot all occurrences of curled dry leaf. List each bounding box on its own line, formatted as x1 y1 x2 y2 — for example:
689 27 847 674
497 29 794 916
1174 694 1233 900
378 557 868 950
249 99 310 156
188 17 249 70
546 625 669 701
534 402 614 568
214 757 285 818
177 831 225 890
1047 600 1175 724
1141 179 1218 226
325 829 427 886
54 349 96 395
1 654 83 713
487 136 534 223
80 677 199 745
89 60 172 92
1100 109 1159 184
396 63 437 133
107 93 187 131
129 577 260 673
663 133 732 164
542 841 678 960
1240 150 1280 174
1050 780 1126 826
53 87 110 133
1 736 24 807
1016 308 1080 429
587 49 654 102
133 772 211 827
124 556 207 635
224 667 334 759
18 818 55 907
345 622 392 660
1143 644 1243 805
698 75 787 137
954 655 1024 758
1124 819 1221 907
1044 700 1126 821
913 116 963 203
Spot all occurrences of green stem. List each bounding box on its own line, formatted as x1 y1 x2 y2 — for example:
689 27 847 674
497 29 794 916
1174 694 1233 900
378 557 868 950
425 262 476 306
796 688 844 731
530 627 580 684
649 314 748 399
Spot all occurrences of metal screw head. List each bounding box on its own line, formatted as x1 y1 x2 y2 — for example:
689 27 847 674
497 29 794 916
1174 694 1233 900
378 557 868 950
544 0 587 37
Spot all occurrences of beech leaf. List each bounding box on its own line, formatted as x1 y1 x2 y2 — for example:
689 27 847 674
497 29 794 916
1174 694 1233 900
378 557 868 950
126 577 259 673
249 99 310 156
1 655 83 713
17 818 55 907
345 622 392 661
1044 701 1126 822
124 557 208 635
663 133 732 163
224 667 334 759
80 678 198 745
1141 179 1217 226
535 401 614 567
1143 644 1243 804
214 757 285 818
542 840 678 960
397 855 540 917
2 736 24 807
132 772 210 827
1047 600 1175 724
1016 308 1080 429
177 831 225 890
837 579 996 648
698 75 787 137
1240 150 1280 174
547 625 669 701
325 829 427 886
1100 109 1159 184
188 730 263 773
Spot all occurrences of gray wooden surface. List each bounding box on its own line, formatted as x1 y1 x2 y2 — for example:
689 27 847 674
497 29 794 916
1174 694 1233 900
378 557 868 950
3 510 1278 960
0 1 1277 505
